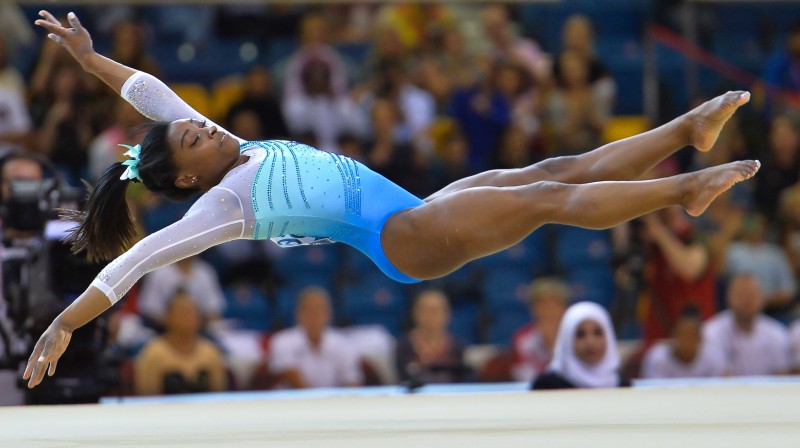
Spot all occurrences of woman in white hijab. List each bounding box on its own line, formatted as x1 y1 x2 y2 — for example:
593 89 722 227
532 301 628 389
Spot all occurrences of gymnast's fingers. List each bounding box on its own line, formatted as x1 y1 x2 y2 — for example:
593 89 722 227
27 341 51 388
34 19 68 38
47 358 59 377
39 10 63 27
67 12 86 33
22 339 44 381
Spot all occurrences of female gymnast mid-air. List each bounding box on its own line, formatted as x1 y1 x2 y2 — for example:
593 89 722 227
24 11 759 388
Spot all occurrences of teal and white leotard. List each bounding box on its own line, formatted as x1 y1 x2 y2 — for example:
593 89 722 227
90 72 423 305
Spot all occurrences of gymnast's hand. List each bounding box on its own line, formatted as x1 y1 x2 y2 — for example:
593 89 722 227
22 320 73 389
34 11 95 68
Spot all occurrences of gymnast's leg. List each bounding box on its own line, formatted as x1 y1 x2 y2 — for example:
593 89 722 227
425 91 750 201
385 160 759 280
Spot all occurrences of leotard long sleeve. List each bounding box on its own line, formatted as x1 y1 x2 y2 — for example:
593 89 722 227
91 71 424 305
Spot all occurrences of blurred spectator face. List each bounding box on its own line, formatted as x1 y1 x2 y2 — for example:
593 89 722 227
301 59 332 96
1 158 44 201
531 290 567 328
113 21 145 61
441 133 468 167
727 275 765 322
573 318 607 366
413 290 451 334
499 126 530 168
165 292 202 336
769 116 799 166
562 15 594 55
245 67 272 98
495 63 528 98
558 50 590 89
442 28 465 57
671 316 701 364
301 14 328 46
374 25 406 61
787 28 800 61
371 99 397 136
482 5 509 45
296 288 332 337
229 109 264 141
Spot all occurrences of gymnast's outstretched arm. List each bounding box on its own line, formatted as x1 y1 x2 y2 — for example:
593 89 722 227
34 11 240 141
23 188 246 388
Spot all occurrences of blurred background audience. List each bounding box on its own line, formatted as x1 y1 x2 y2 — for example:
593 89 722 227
3 1 800 403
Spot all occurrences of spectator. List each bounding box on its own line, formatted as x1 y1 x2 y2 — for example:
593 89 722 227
396 289 468 385
762 23 800 116
450 60 512 173
541 49 611 156
134 289 227 395
703 274 790 376
225 66 288 141
33 64 94 185
0 35 31 156
137 255 226 327
283 12 349 101
641 206 717 342
555 14 615 104
532 301 626 390
481 5 549 85
778 183 800 278
427 118 470 191
366 98 426 196
360 59 436 147
87 97 147 182
511 277 569 383
754 114 800 220
725 213 796 311
268 287 363 388
109 19 161 77
283 57 366 153
641 306 726 379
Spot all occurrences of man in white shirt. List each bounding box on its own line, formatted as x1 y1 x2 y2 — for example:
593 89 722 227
703 274 790 376
137 256 225 325
642 306 726 379
269 286 363 388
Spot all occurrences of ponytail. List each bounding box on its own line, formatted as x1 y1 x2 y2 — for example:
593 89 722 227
62 121 201 261
61 162 137 261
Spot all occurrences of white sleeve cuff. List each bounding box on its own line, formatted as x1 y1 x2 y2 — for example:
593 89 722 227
90 278 119 305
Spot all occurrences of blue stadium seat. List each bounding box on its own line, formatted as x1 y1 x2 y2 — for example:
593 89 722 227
565 267 616 308
486 309 531 347
480 268 532 315
341 276 409 337
271 244 340 284
449 301 480 346
553 226 613 272
222 285 271 331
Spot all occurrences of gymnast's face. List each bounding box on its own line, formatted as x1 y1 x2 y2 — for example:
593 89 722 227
167 118 241 189
573 319 606 366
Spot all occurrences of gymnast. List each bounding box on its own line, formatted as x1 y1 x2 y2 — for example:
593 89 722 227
25 11 759 388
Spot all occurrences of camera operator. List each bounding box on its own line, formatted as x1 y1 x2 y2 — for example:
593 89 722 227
0 151 47 404
0 151 110 404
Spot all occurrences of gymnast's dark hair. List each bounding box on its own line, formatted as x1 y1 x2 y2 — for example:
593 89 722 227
61 121 201 261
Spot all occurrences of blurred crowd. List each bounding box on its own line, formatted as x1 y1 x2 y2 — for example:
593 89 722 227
2 2 800 401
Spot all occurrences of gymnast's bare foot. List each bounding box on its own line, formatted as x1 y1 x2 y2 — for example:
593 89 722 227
682 160 760 217
686 91 750 152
